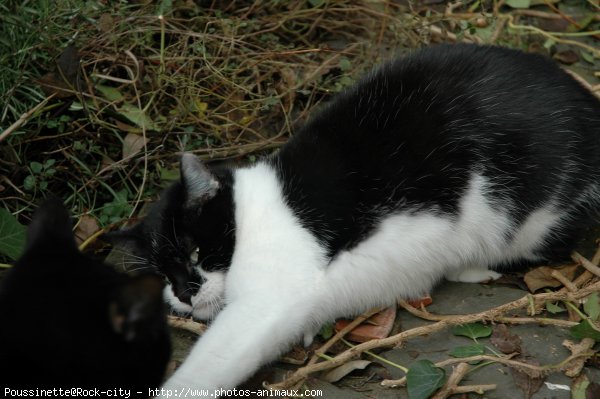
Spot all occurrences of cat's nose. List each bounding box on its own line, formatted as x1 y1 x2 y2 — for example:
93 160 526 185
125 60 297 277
176 289 193 305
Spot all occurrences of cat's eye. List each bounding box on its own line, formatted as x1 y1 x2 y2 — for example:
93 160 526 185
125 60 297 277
190 247 200 264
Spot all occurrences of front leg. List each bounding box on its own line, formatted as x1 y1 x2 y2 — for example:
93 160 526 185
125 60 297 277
158 296 312 396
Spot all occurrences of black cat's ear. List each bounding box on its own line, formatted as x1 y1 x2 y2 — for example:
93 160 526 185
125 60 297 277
180 153 219 206
109 274 165 342
25 197 77 253
103 223 145 253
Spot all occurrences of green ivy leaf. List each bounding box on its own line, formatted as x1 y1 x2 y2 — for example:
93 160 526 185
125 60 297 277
117 103 159 131
584 293 600 321
318 323 334 340
545 301 566 314
23 175 36 191
580 50 595 64
449 343 485 358
0 208 26 261
44 159 56 169
95 84 125 102
504 0 531 8
339 56 352 72
452 323 492 340
30 161 43 174
406 360 446 399
570 320 600 341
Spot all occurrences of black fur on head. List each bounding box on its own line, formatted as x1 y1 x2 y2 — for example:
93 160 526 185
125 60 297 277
0 198 171 389
107 154 236 308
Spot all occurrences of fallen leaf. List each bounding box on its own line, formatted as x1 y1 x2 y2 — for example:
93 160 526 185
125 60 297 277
510 358 544 399
504 0 531 8
118 103 159 131
537 17 569 33
451 323 492 339
553 50 579 65
321 360 372 383
38 45 81 98
523 264 579 292
583 292 600 321
490 324 522 354
96 85 125 102
406 360 446 399
0 208 26 260
335 307 396 343
545 301 566 314
570 320 600 341
406 295 433 308
280 345 308 365
74 215 100 246
449 343 485 358
587 382 600 399
122 132 149 159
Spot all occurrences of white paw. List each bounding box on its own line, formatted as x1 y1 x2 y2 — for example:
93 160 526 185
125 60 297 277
303 331 315 347
446 267 502 283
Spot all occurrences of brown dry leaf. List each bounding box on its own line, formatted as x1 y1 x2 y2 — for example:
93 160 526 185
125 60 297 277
321 360 372 383
280 345 308 365
98 13 114 33
510 358 544 399
74 215 100 246
553 50 579 65
523 264 579 292
115 120 139 133
335 306 396 343
405 295 433 308
38 45 81 98
122 132 149 159
490 324 522 354
587 382 600 399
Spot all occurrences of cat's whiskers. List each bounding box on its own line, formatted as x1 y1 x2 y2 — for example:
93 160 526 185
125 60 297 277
171 217 183 248
151 232 180 253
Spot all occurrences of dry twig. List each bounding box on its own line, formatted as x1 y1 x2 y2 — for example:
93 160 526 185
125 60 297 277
269 251 600 390
431 363 496 399
167 315 207 336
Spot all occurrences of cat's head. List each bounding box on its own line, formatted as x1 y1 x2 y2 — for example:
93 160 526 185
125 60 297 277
0 198 171 389
109 154 235 321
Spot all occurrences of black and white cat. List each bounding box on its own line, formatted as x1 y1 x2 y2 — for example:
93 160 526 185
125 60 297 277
116 44 600 394
0 199 171 390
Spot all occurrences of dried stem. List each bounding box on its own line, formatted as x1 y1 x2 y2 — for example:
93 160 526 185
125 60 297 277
167 315 207 336
572 251 600 277
551 269 578 292
269 277 600 390
0 93 56 142
307 307 382 367
382 348 596 387
431 363 496 399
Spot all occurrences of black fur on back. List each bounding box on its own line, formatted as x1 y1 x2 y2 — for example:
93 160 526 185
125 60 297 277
273 44 600 258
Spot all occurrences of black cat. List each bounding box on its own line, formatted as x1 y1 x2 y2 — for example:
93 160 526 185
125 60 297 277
0 199 171 391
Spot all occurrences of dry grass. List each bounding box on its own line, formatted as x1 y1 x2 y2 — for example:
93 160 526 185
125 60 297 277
0 0 599 246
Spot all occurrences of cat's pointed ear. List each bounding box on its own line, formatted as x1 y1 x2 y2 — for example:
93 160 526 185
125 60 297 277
180 153 219 205
103 223 145 253
109 274 166 342
25 197 78 253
